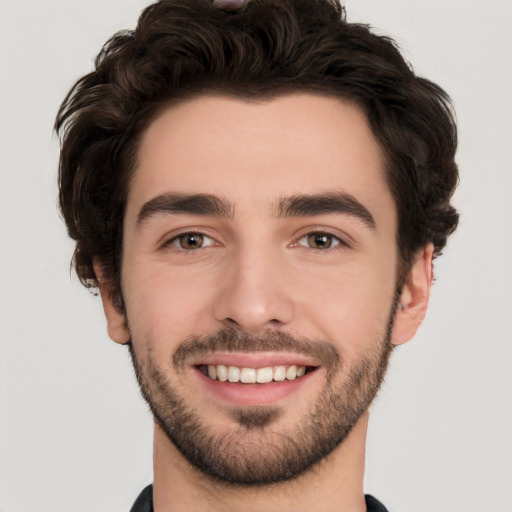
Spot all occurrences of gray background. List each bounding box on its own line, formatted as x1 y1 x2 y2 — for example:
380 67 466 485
1 0 511 510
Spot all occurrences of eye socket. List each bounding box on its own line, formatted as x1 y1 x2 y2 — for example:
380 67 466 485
297 232 345 250
167 232 215 250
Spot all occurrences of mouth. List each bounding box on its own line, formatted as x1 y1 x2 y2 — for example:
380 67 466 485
196 364 317 384
191 355 321 406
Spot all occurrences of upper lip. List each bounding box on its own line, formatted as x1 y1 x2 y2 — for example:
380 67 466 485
191 352 321 368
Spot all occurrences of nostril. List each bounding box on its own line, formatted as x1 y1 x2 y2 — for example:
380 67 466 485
223 317 283 330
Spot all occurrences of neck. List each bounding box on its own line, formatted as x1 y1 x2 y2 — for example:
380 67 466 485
152 411 369 512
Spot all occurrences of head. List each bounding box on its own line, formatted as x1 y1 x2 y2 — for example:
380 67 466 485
56 0 459 486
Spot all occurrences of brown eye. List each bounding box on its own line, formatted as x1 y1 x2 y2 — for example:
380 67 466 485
170 232 214 250
179 233 203 249
307 233 333 249
296 232 343 250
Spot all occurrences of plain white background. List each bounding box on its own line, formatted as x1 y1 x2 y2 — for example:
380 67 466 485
1 0 511 510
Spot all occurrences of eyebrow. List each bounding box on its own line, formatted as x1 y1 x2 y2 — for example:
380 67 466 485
137 193 234 225
275 192 376 229
136 191 376 230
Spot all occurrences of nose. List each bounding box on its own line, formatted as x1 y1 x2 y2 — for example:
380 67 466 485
212 246 295 334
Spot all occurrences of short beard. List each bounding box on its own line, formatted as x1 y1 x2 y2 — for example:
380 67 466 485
128 306 396 486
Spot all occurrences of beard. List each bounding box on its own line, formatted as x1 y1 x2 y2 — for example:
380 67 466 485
127 306 396 486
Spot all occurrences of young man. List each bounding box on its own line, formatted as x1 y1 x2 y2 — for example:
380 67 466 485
56 0 459 510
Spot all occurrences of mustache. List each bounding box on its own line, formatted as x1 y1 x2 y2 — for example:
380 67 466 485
172 328 340 372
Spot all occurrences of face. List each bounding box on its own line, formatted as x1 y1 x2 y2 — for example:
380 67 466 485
100 94 432 485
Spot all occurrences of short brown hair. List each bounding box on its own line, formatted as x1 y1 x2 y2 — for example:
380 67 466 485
56 0 459 308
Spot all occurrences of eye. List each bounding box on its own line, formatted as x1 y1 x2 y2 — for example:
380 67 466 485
297 232 345 250
167 232 215 250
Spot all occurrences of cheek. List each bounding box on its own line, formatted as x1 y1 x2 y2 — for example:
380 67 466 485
122 260 217 342
294 260 396 357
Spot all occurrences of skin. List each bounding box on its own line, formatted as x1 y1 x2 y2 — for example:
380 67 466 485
96 94 433 511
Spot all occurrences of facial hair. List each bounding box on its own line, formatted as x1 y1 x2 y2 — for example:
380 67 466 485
128 310 395 486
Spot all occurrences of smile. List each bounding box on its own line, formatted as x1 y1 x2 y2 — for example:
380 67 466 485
198 364 314 383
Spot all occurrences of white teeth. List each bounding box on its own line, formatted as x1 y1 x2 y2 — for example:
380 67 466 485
240 367 257 383
286 365 297 380
228 365 240 383
273 366 286 381
204 364 309 383
208 365 217 380
256 367 273 383
216 364 228 382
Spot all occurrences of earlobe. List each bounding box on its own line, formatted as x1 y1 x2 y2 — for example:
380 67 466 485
391 244 434 346
92 260 130 345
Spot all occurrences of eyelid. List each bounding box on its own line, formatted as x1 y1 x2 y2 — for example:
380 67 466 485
293 229 352 250
162 230 218 250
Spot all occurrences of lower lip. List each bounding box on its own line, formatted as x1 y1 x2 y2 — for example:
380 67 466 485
194 368 317 406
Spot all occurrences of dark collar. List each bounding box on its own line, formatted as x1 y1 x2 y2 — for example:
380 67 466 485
130 484 389 512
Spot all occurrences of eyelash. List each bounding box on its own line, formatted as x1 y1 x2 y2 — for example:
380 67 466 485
294 231 349 251
163 230 349 252
164 231 216 251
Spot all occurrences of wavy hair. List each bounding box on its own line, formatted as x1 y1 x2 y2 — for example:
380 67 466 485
56 0 459 309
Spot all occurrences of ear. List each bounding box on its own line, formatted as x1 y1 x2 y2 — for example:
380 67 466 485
391 244 434 346
93 260 130 345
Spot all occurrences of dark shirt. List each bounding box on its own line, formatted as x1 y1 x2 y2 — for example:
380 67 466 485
130 484 389 511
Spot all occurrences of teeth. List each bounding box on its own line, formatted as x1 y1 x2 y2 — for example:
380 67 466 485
217 364 228 382
228 365 240 383
286 365 297 380
256 367 273 383
203 364 309 383
208 365 217 380
273 366 286 381
241 367 257 383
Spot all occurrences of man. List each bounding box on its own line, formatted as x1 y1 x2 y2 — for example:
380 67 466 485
55 0 459 510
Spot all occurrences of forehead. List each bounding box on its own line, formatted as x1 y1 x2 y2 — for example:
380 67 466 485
128 94 394 226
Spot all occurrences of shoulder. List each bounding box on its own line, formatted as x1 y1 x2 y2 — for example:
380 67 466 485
365 494 389 512
129 484 153 512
